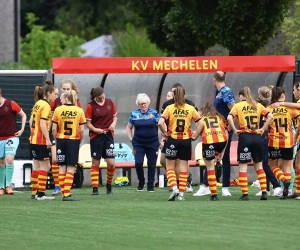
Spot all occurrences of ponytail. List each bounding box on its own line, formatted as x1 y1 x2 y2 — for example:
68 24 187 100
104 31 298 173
239 87 257 110
34 86 44 102
173 86 185 107
270 86 285 104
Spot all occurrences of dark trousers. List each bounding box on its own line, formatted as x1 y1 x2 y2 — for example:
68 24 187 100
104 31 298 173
203 131 233 187
133 142 158 187
262 137 280 191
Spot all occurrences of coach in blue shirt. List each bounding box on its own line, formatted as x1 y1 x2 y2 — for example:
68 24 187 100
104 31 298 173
213 71 235 196
126 93 160 192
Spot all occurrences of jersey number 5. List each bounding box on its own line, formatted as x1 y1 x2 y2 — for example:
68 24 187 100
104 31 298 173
64 121 73 136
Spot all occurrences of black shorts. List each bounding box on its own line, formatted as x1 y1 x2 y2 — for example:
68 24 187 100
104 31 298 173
202 141 227 160
90 132 115 160
161 139 167 154
268 147 293 160
49 133 56 146
56 139 80 166
30 144 50 161
165 137 191 161
237 133 262 163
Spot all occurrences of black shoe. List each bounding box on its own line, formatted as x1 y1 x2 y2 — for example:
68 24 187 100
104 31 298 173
37 191 45 198
280 195 287 200
208 195 219 201
63 195 79 201
106 184 113 195
282 180 290 198
238 195 249 201
91 187 99 195
288 192 300 199
260 192 268 200
147 186 154 192
137 183 144 192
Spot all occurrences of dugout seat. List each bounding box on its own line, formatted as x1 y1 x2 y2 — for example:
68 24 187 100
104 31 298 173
78 144 91 166
78 144 105 168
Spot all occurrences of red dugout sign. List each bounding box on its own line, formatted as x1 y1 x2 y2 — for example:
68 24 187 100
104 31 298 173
52 56 295 74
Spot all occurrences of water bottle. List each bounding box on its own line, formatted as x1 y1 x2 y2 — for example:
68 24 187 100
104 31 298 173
159 174 164 188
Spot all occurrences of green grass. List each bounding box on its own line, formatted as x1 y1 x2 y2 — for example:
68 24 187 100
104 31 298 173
1 186 299 250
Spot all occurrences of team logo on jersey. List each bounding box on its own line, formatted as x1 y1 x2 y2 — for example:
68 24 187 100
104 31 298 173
4 107 8 112
107 105 111 110
110 144 114 148
6 140 13 146
209 145 214 150
96 108 100 113
57 149 61 154
170 144 175 149
149 114 153 118
244 147 248 152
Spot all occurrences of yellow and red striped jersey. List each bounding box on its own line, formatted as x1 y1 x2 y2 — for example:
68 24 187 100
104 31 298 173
30 99 51 145
162 103 200 139
229 101 269 134
296 99 300 141
200 115 227 144
52 104 86 140
267 105 300 148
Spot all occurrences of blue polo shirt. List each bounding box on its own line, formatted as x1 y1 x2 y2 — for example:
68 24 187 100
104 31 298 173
128 108 160 141
214 86 235 119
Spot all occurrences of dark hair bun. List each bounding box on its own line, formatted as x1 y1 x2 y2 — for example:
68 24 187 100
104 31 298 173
45 80 53 85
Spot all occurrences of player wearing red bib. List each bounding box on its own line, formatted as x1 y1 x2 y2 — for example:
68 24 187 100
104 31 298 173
0 89 26 195
85 87 117 195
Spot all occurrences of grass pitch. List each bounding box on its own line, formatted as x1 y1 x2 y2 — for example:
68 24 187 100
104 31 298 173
1 186 299 250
